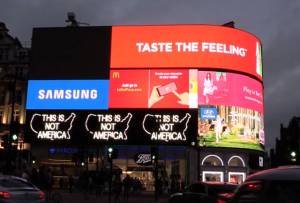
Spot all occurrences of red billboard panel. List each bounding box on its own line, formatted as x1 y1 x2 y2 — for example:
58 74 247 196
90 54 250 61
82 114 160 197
109 70 148 108
198 71 264 113
111 25 263 81
109 69 193 108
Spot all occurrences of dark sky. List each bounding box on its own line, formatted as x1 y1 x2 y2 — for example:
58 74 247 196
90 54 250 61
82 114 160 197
2 0 300 150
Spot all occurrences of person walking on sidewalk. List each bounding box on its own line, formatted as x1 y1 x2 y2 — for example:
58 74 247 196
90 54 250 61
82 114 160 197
68 175 74 193
123 175 132 201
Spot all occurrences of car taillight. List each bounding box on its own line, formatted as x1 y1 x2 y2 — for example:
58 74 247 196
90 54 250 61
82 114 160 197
217 199 227 203
0 191 11 199
218 192 234 199
246 183 262 190
39 191 45 199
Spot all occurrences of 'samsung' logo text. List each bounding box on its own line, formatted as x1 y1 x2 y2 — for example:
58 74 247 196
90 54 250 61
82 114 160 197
38 89 98 100
26 80 109 110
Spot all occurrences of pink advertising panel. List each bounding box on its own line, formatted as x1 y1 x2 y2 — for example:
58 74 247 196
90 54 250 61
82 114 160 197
198 71 263 113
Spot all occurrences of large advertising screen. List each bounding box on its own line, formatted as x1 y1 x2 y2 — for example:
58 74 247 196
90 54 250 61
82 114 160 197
25 109 198 146
111 25 263 81
197 70 264 151
26 80 109 110
198 71 263 113
30 27 111 79
109 69 197 108
198 105 264 151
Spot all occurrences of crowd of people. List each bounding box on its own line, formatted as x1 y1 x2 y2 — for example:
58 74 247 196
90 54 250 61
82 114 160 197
1 165 186 202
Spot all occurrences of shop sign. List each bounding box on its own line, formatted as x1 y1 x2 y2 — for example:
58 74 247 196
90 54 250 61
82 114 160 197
48 147 79 154
134 153 152 166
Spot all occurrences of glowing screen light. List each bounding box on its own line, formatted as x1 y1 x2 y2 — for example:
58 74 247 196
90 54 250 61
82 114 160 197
111 25 262 81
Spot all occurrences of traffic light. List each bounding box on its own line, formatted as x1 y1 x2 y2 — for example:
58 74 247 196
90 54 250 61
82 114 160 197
32 156 36 165
151 147 159 164
10 121 20 144
290 151 297 162
11 134 18 143
107 146 118 161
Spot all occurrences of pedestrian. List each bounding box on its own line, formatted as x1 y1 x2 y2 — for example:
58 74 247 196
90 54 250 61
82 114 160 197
123 175 132 201
68 175 74 193
45 169 54 201
59 177 64 190
113 175 122 203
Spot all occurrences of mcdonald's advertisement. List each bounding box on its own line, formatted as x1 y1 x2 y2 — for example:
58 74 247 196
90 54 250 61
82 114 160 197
109 69 195 108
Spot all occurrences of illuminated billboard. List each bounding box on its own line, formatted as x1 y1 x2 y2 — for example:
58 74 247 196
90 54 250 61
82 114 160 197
26 109 198 146
198 105 264 151
109 69 197 108
198 71 263 113
198 70 264 150
111 25 263 81
26 80 109 110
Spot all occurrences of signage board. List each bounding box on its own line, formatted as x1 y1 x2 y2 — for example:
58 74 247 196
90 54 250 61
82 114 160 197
198 104 264 151
111 25 263 81
200 107 218 120
25 109 198 146
26 80 109 110
134 153 152 166
198 71 263 113
109 69 196 108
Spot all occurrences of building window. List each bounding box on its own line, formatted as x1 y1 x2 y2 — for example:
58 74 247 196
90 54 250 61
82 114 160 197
228 156 246 167
202 155 224 166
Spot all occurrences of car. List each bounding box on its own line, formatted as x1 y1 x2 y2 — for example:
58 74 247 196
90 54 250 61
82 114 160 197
169 182 238 203
230 166 300 203
0 175 45 202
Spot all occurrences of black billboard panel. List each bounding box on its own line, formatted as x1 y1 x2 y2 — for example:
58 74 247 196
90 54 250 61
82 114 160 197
25 109 198 146
30 26 111 79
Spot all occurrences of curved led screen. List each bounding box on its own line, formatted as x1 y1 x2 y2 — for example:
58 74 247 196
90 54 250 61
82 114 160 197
198 71 263 113
198 105 264 151
109 69 196 108
198 70 264 150
111 25 263 81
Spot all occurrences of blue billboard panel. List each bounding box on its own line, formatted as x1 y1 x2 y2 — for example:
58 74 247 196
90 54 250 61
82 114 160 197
26 80 109 109
200 107 217 120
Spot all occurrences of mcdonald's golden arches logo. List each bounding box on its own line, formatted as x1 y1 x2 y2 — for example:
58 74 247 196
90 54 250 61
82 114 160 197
112 71 120 78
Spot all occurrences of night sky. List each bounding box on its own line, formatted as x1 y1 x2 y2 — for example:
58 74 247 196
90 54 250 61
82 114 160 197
2 0 300 150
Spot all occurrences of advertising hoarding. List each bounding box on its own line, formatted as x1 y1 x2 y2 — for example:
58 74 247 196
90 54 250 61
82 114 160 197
26 80 109 110
30 26 111 79
198 105 264 151
111 25 263 81
26 109 198 146
109 69 196 108
198 71 263 113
